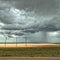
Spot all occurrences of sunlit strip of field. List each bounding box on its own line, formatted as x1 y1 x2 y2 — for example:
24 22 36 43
0 43 60 48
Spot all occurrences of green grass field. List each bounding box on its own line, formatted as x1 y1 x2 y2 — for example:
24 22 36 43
0 47 60 57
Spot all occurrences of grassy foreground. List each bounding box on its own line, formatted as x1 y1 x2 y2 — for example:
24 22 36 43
0 47 60 57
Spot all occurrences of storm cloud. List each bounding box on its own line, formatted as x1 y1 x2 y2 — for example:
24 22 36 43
0 0 60 35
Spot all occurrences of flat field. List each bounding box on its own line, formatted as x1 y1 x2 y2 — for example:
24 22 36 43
0 43 60 48
0 47 60 57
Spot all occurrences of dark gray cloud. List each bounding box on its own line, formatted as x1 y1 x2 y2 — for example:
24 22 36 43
0 0 60 35
0 30 25 38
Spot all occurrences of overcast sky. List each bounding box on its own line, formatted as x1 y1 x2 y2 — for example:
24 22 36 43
0 0 60 43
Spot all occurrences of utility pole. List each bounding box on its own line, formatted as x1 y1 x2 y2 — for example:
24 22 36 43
16 37 17 48
5 36 7 48
24 36 27 47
